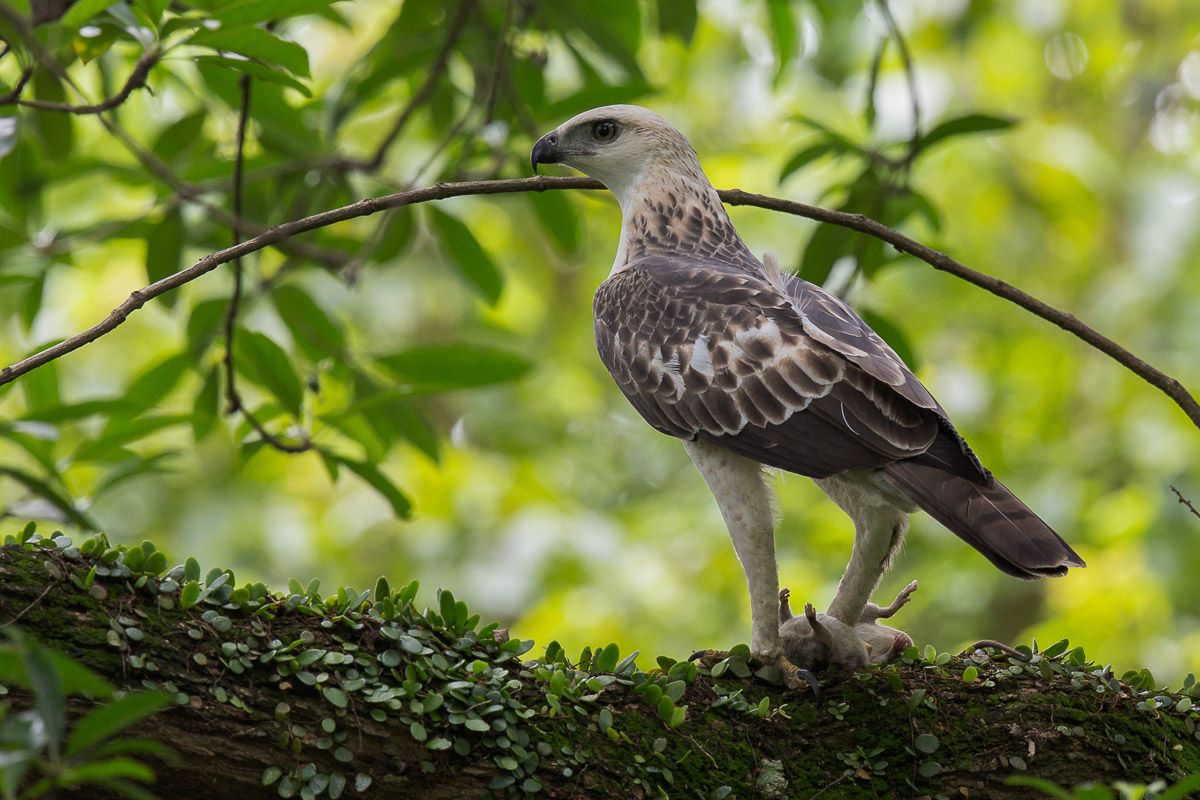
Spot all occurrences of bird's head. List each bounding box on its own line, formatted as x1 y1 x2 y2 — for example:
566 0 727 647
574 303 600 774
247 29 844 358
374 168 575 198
531 105 704 207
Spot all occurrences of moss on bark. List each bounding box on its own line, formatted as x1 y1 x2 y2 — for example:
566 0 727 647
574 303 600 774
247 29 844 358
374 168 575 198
1 534 1198 799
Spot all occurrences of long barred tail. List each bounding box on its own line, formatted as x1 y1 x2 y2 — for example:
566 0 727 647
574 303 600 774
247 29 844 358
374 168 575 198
882 457 1085 580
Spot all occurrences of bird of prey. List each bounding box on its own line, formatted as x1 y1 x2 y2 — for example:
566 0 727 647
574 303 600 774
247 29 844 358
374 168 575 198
530 105 1084 671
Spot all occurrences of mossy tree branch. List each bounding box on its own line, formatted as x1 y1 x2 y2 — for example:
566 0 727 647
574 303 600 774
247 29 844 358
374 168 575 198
1 534 1199 799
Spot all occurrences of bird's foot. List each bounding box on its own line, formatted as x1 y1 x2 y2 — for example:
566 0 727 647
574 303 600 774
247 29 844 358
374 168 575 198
756 649 821 700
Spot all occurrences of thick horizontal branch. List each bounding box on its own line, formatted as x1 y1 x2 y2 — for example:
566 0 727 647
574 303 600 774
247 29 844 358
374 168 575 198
0 175 1195 433
4 538 1199 799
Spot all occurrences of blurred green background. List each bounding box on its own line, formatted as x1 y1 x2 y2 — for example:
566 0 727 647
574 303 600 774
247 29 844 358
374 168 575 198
0 0 1198 684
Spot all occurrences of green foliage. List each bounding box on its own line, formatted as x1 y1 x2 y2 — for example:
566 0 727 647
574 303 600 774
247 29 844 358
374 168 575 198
1009 773 1200 800
0 0 1198 713
0 0 661 527
0 628 170 799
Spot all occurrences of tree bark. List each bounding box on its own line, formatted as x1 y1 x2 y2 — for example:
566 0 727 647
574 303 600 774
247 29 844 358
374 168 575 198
1 538 1198 799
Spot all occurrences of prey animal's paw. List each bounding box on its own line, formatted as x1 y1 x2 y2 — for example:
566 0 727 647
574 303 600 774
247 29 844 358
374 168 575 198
892 580 918 610
779 587 791 603
887 632 913 660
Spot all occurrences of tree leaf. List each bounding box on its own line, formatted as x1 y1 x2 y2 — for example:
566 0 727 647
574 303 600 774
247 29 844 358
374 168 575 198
233 329 304 417
75 415 190 462
324 455 412 518
656 0 697 42
192 367 220 442
62 0 116 28
119 354 190 418
376 344 531 391
427 208 503 304
272 285 345 360
32 72 73 159
58 756 157 784
192 55 312 98
1003 777 1073 800
186 299 228 362
134 0 171 26
215 0 340 28
48 650 113 698
799 222 853 287
864 37 887 131
1157 774 1200 800
372 208 415 263
21 399 136 423
189 27 311 78
152 111 207 165
766 0 796 82
919 114 1017 153
66 692 171 757
11 634 65 758
594 643 620 673
20 270 46 332
779 141 841 183
527 192 580 253
0 466 96 530
146 209 184 308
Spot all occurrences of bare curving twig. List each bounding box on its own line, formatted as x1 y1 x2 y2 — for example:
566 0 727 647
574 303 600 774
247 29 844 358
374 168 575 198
221 75 313 454
0 175 1196 432
876 0 920 157
353 0 475 173
2 48 160 113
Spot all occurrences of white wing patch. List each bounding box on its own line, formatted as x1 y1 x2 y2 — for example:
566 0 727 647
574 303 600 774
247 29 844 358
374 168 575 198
690 335 714 377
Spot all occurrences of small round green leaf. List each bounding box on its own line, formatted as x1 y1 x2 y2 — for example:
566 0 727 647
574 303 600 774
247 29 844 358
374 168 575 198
914 733 939 754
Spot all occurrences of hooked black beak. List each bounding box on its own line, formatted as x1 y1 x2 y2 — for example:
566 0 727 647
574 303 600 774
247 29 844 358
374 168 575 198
531 131 561 174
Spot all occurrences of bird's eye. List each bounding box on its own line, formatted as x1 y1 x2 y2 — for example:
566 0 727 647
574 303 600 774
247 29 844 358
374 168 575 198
592 121 618 142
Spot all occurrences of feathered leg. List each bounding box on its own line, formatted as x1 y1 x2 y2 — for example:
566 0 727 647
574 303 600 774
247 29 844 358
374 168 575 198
683 439 781 660
815 473 911 626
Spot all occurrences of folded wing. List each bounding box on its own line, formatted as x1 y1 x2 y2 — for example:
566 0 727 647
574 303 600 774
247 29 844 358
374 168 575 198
594 255 1083 577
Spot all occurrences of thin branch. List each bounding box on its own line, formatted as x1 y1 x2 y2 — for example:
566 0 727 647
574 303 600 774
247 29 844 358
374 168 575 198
876 0 921 157
716 185 1200 429
357 0 475 173
0 1 347 270
3 48 160 113
222 75 312 454
95 115 349 271
1170 486 1200 521
0 66 31 104
482 0 514 125
3 581 55 628
223 74 253 417
0 175 1195 433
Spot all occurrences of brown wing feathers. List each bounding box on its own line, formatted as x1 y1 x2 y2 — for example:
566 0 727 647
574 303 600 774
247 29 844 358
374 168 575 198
594 255 1084 577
